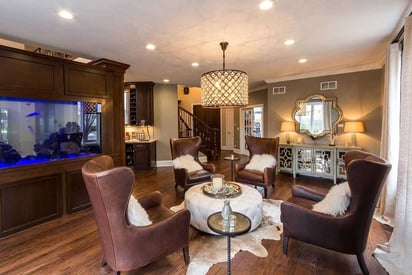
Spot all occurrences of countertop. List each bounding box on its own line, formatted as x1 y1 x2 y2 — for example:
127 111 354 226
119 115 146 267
125 139 157 144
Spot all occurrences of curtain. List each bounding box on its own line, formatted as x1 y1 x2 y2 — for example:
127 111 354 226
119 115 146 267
375 43 401 226
374 15 412 275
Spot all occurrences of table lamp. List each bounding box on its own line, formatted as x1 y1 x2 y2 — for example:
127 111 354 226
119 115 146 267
344 121 364 147
280 121 295 144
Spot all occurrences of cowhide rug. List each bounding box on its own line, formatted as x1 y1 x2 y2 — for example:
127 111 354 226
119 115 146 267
171 199 283 275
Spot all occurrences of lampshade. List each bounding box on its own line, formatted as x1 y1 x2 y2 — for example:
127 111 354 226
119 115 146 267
201 42 248 108
280 121 295 132
344 121 364 133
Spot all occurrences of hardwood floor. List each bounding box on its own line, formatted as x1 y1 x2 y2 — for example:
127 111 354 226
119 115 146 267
0 152 392 274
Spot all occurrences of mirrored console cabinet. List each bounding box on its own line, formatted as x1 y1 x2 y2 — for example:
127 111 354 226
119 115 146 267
278 144 360 184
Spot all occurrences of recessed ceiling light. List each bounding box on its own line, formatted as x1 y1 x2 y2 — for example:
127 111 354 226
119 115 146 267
58 10 74 20
299 58 307 63
146 44 156 50
192 62 199 67
259 0 273 10
163 79 170 83
284 39 295 46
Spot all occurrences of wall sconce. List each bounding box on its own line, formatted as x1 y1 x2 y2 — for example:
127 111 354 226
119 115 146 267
344 121 364 147
280 121 295 144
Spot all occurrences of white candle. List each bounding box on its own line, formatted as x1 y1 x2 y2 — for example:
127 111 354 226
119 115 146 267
212 177 223 189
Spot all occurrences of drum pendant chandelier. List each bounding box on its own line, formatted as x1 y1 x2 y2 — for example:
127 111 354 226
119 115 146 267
201 42 248 108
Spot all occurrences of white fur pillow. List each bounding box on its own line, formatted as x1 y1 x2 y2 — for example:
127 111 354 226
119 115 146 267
245 154 277 173
313 182 351 217
127 195 152 226
172 154 203 173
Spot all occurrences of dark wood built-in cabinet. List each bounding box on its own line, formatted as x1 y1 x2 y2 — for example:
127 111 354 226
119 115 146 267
0 45 129 237
125 141 156 170
126 82 154 125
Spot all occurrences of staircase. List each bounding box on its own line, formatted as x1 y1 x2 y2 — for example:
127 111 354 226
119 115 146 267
178 106 220 160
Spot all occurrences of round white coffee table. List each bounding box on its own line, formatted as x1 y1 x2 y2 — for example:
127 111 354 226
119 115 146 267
184 182 263 234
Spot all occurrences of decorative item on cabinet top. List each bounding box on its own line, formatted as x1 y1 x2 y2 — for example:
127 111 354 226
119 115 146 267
278 143 361 184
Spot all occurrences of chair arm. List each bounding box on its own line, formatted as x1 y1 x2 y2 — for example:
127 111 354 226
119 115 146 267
235 161 248 172
292 185 326 202
137 191 162 209
280 201 352 251
128 208 191 245
201 163 215 173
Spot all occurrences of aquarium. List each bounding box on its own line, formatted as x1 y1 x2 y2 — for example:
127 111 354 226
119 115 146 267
0 97 101 168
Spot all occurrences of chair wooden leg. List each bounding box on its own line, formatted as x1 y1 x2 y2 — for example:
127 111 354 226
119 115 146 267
357 254 369 275
283 236 289 255
183 246 190 265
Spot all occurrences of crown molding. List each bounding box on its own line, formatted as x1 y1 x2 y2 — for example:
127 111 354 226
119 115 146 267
264 63 383 84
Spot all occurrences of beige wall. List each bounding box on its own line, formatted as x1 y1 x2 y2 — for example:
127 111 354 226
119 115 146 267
177 85 201 111
155 69 384 159
264 69 383 154
153 84 179 161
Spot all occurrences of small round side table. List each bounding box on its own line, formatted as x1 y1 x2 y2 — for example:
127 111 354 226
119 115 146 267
224 155 240 181
207 212 251 275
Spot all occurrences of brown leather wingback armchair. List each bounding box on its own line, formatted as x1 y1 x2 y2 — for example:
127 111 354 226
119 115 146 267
234 135 279 198
82 155 191 274
170 136 215 191
280 150 391 275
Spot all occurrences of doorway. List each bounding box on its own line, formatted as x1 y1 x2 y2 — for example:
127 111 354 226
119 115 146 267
221 108 234 150
193 104 221 157
240 105 264 155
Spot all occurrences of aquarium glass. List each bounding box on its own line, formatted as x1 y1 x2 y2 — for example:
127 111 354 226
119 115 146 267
0 97 101 168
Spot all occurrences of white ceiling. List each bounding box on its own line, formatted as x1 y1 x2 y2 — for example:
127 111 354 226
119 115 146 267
0 0 411 89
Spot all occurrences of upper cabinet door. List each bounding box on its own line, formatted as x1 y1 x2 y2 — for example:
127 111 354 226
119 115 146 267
64 63 108 98
0 46 64 98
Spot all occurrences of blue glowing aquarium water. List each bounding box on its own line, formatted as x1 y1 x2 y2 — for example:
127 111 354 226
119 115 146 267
0 97 101 168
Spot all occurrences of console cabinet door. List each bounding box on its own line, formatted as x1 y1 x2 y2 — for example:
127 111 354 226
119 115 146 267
313 148 334 176
278 145 294 173
336 149 349 180
296 147 313 174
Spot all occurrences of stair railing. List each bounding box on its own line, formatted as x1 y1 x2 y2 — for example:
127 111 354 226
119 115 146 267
178 106 220 160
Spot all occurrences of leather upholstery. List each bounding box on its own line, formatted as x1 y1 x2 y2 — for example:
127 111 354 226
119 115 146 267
234 135 279 198
170 136 215 191
280 150 391 275
82 155 191 273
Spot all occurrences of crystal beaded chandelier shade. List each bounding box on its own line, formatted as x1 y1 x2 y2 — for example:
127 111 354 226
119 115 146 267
201 42 248 108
